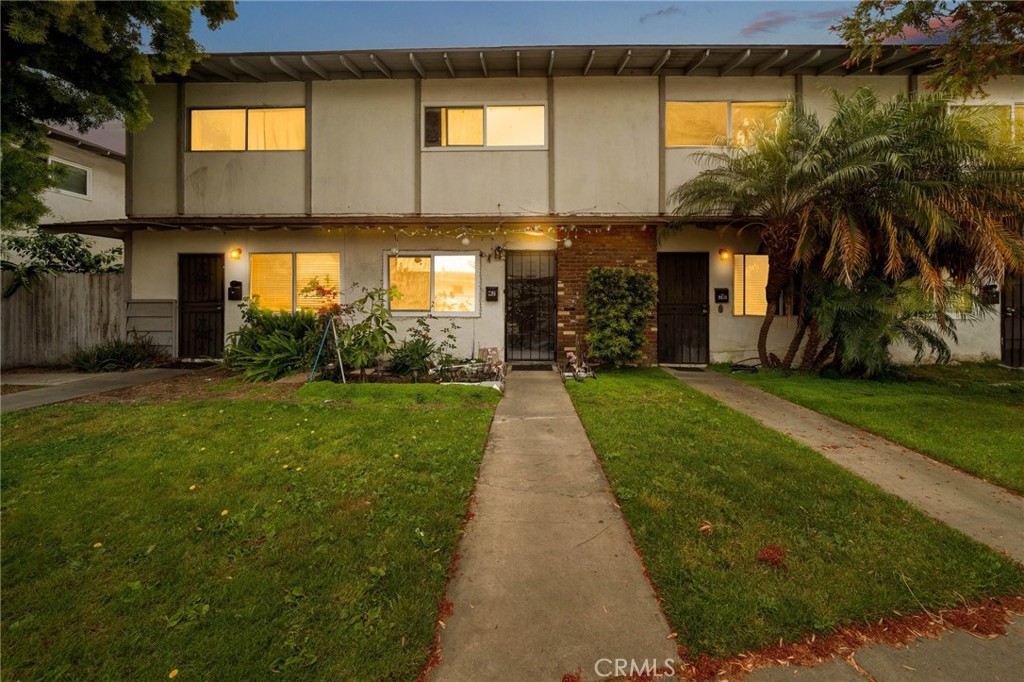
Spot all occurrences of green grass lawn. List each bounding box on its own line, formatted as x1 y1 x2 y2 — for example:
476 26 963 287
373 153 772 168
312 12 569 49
565 369 1024 658
715 362 1024 494
1 382 500 681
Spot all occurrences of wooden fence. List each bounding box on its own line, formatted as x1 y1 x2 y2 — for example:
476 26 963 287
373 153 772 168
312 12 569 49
1 272 125 368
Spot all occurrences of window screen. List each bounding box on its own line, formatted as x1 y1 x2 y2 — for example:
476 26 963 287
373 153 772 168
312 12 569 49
247 108 305 150
666 102 728 146
732 102 786 146
388 256 432 311
296 253 341 310
250 253 294 312
485 105 545 146
191 109 247 151
733 254 770 316
433 255 477 313
424 107 484 147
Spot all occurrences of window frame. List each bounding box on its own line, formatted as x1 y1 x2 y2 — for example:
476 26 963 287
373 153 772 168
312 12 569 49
421 102 548 152
188 106 307 152
48 156 92 199
383 251 482 317
665 100 789 149
249 251 341 312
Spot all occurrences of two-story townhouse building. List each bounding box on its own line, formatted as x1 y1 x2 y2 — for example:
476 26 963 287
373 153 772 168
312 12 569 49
47 45 1024 367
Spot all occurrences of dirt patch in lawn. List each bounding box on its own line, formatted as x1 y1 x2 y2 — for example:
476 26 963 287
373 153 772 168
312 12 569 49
68 366 303 405
1 384 41 395
676 595 1024 681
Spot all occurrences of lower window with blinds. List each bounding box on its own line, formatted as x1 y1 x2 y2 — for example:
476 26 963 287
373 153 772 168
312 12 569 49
250 252 340 312
733 254 801 317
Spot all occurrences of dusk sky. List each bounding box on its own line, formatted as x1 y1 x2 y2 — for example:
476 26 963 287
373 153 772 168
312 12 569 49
191 1 859 52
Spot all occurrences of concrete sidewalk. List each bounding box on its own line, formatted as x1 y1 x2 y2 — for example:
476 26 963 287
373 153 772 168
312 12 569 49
432 370 676 682
748 618 1024 682
666 368 1024 564
1 369 191 412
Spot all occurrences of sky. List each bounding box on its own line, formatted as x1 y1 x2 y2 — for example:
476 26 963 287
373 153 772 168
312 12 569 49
190 1 859 52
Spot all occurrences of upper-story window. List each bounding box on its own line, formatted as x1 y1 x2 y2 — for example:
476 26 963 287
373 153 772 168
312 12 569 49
190 107 306 151
49 157 91 198
666 101 787 147
424 105 545 149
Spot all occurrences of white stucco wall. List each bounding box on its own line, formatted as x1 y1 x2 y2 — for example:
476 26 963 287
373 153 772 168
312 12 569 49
553 77 659 214
802 75 909 120
312 80 416 214
131 84 177 216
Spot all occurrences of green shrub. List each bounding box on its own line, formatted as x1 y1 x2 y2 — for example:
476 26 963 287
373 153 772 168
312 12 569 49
584 267 657 367
223 300 319 382
389 319 436 379
72 335 169 372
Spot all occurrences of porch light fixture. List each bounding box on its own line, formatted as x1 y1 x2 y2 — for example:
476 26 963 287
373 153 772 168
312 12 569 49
718 249 731 261
229 247 243 260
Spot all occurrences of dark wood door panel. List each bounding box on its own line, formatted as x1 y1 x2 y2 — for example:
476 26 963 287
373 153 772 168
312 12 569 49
178 254 225 358
657 253 709 365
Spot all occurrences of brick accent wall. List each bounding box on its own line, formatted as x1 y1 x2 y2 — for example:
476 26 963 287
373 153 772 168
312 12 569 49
556 225 658 365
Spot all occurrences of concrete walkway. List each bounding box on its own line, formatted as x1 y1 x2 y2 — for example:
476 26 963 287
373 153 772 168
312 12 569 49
1 369 190 412
666 368 1024 564
748 618 1024 682
432 370 676 682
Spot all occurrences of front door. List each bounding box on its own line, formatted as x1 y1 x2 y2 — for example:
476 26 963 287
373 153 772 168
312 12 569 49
1003 276 1024 368
657 252 710 364
178 253 225 358
505 251 557 361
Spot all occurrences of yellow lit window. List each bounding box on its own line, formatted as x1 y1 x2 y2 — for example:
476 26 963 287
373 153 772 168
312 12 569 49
251 252 340 312
433 255 477 313
666 102 728 146
250 253 294 311
952 104 1015 144
733 254 770 316
388 254 478 314
732 102 786 146
388 256 432 311
485 105 545 146
190 108 305 151
296 253 341 310
191 109 246 151
247 108 305 150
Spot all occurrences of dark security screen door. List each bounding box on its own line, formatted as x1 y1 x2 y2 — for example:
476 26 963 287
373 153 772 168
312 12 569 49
505 251 556 361
178 253 225 358
658 252 710 364
1003 276 1024 368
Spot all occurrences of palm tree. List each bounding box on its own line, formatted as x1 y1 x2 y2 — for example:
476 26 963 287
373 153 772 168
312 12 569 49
670 87 1024 369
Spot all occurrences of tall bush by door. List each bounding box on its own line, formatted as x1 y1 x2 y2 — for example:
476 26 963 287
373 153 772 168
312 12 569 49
583 267 657 367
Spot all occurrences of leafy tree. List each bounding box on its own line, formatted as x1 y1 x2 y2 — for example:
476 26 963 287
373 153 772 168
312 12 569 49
671 88 1024 370
1 0 236 233
834 1 1024 98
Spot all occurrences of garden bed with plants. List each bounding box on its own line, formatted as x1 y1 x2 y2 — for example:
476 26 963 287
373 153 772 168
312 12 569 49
223 283 503 387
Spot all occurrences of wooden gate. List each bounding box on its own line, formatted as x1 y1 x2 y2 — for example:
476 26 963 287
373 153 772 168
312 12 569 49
178 254 224 358
1003 276 1023 368
505 251 557 361
657 252 710 365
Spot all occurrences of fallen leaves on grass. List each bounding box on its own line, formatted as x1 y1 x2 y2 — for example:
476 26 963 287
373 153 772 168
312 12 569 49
755 544 787 569
698 521 713 536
